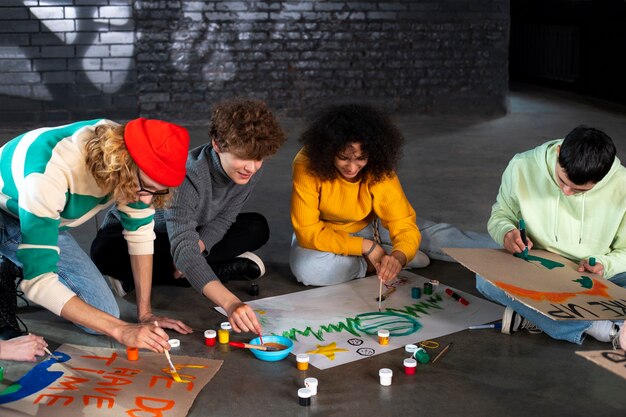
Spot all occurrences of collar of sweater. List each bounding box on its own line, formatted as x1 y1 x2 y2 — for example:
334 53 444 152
208 147 233 187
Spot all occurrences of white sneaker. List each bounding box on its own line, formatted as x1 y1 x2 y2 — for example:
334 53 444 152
501 307 542 335
104 275 127 297
406 250 430 269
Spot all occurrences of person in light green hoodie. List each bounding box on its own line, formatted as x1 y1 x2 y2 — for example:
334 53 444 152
477 125 626 347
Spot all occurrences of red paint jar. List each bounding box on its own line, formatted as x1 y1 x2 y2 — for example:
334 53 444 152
404 358 417 375
204 329 217 346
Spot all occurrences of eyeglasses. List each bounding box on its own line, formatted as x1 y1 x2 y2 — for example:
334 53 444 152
137 170 169 196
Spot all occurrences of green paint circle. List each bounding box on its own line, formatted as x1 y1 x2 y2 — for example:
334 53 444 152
355 312 421 336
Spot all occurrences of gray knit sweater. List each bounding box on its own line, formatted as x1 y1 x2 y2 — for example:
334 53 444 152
101 144 262 293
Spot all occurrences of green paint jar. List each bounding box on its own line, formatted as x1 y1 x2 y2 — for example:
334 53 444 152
414 347 430 364
0 366 3 381
424 282 433 295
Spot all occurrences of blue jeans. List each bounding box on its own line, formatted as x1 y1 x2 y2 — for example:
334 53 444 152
0 211 119 334
290 216 501 286
476 272 626 344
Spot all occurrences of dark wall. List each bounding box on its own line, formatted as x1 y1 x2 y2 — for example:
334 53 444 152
510 0 626 105
1 1 509 126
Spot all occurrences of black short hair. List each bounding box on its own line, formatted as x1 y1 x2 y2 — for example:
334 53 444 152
558 125 616 185
299 104 403 183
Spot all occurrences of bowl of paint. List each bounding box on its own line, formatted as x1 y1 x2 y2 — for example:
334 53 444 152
247 335 293 362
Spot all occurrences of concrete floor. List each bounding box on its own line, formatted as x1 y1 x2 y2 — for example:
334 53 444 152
1 84 626 416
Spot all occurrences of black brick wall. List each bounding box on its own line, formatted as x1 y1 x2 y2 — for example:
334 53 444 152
0 1 509 125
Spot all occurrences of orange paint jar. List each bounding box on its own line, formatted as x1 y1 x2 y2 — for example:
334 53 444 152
126 347 139 361
377 329 390 345
296 353 310 370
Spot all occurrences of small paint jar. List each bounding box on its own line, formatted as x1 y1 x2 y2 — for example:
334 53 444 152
0 366 4 382
204 329 217 346
298 388 312 406
424 282 433 295
168 339 180 348
296 353 310 371
304 377 318 395
404 358 417 375
430 279 440 287
411 287 421 299
414 347 430 364
377 329 390 345
379 368 393 386
126 347 139 361
218 322 231 344
405 344 418 355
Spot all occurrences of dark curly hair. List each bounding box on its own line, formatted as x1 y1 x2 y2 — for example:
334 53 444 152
300 104 404 183
209 98 287 160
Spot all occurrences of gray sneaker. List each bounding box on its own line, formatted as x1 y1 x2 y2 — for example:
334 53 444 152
501 307 542 335
105 275 128 297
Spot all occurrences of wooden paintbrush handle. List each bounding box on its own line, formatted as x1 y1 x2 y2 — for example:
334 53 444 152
229 341 268 351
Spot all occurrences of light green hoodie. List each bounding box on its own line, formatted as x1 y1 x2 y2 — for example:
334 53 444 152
488 139 626 279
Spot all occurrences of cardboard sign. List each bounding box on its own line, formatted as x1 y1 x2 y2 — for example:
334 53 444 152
576 350 626 381
445 248 626 321
0 344 222 417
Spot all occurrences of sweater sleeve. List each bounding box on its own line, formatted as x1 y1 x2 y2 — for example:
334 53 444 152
371 175 420 261
290 159 363 256
165 176 217 293
16 173 77 315
488 159 520 245
117 201 155 255
595 214 626 279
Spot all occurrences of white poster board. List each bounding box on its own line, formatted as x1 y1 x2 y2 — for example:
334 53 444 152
218 271 503 369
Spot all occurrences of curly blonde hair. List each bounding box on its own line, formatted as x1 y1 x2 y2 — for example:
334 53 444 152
209 98 287 160
85 123 171 208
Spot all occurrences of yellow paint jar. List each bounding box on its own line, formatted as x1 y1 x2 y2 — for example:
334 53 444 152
296 353 310 370
378 329 390 345
218 322 231 344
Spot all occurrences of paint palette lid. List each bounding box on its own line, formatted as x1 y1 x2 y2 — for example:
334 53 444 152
220 322 232 330
379 368 393 377
296 353 310 362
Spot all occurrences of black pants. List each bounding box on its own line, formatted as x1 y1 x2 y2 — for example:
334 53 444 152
90 212 269 287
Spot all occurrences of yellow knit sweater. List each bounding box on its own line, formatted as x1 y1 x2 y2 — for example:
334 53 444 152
291 149 420 260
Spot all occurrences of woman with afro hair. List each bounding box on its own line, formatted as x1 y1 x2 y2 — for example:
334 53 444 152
290 104 498 286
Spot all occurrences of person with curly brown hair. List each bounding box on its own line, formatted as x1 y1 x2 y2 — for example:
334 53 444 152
91 98 287 334
0 118 190 352
290 104 499 286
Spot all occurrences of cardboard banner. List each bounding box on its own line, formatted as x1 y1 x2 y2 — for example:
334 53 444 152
445 248 626 321
218 272 503 369
0 344 222 417
576 350 626 381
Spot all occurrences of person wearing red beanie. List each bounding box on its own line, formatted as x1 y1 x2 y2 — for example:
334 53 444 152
0 118 190 352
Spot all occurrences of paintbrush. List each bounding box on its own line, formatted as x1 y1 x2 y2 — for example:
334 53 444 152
154 321 187 383
376 286 396 302
229 341 281 351
378 279 383 312
432 342 453 363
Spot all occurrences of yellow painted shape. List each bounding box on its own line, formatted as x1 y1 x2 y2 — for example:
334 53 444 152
306 342 349 361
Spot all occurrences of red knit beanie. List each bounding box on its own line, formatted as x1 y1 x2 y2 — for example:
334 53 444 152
124 118 190 187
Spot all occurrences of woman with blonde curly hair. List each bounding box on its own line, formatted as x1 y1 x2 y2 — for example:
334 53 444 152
0 118 189 352
92 98 287 335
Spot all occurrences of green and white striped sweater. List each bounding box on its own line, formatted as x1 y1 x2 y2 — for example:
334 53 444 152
0 119 155 315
